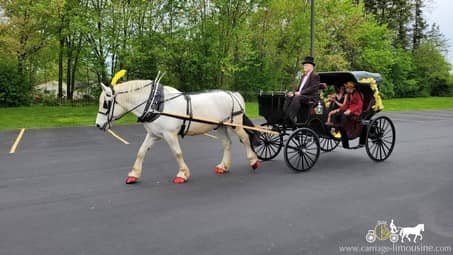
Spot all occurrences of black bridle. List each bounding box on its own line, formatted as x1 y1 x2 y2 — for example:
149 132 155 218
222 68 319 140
97 72 169 130
97 89 118 130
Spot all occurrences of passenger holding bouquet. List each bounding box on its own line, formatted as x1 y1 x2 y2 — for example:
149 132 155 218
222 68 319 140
329 81 363 126
325 85 348 125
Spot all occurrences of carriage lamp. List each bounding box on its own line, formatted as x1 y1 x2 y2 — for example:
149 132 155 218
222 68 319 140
315 101 323 115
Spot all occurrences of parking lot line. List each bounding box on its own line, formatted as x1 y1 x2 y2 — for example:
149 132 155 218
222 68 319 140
107 129 130 144
204 133 217 139
9 128 25 154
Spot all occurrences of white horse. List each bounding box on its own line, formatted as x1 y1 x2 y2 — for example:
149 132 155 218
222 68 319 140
400 224 424 243
95 80 260 184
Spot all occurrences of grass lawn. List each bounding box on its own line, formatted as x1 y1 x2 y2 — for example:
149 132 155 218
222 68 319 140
377 97 453 111
0 97 452 131
0 105 137 131
245 96 453 116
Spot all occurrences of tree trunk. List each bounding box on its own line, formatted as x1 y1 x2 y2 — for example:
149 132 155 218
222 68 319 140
66 54 72 100
70 36 83 100
17 54 26 78
58 38 64 99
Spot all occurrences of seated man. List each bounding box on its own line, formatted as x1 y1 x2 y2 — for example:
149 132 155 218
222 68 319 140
285 56 320 125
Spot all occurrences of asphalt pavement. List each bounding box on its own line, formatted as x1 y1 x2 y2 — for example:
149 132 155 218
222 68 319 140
1 111 452 255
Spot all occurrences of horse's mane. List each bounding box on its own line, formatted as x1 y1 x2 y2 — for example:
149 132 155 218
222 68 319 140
183 89 229 95
115 80 240 98
114 80 154 93
114 80 182 95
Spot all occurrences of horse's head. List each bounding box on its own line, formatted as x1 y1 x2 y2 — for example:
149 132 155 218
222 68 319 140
95 82 121 131
419 224 425 232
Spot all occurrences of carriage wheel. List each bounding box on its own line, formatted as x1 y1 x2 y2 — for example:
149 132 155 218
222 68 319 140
389 233 399 243
365 231 376 243
365 116 396 161
251 124 283 161
284 128 320 172
319 136 340 152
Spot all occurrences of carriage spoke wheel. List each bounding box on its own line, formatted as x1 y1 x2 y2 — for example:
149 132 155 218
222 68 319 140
251 124 283 161
366 116 395 162
319 136 340 152
284 128 320 172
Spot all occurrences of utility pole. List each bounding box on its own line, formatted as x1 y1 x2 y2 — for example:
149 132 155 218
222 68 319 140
310 0 315 57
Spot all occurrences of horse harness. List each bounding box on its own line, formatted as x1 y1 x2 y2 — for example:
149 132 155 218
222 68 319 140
178 94 192 137
100 77 244 138
98 81 159 128
177 91 244 137
137 82 164 123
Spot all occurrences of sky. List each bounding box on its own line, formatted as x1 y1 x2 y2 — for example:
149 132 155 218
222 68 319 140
425 0 453 64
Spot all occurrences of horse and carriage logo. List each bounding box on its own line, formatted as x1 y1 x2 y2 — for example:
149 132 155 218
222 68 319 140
365 219 424 244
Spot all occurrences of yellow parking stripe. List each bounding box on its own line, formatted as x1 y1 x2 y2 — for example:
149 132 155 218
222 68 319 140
9 128 25 154
107 129 130 145
204 133 217 139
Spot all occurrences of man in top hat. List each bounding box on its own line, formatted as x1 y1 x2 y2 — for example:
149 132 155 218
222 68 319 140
285 56 320 125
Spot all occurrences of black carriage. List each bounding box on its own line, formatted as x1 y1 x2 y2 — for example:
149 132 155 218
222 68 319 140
252 71 396 172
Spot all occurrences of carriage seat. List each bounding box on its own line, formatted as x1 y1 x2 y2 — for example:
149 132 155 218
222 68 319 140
296 95 321 123
319 83 328 90
359 91 376 120
287 84 325 124
363 97 375 112
304 84 326 115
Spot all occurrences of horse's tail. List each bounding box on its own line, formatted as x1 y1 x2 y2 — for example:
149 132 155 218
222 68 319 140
232 92 259 147
232 92 246 112
243 114 260 147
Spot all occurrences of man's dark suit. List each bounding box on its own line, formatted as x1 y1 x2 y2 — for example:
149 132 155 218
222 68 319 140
285 72 320 124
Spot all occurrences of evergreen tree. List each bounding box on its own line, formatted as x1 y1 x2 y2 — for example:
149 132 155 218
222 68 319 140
412 0 427 49
361 0 413 49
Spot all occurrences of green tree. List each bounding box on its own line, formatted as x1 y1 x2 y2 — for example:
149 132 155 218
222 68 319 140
361 0 413 49
0 0 54 87
391 49 418 97
0 59 29 106
413 25 452 96
412 0 427 49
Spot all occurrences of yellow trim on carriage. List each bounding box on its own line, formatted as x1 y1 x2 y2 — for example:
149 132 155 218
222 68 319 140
359 77 384 111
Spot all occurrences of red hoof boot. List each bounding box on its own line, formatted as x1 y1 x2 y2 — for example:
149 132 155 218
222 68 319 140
215 166 228 175
251 161 261 170
173 177 186 184
125 176 138 184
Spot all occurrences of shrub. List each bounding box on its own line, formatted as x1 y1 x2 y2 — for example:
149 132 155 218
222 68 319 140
0 61 31 107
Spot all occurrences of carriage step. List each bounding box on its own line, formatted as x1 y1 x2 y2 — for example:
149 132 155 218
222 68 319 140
346 144 364 150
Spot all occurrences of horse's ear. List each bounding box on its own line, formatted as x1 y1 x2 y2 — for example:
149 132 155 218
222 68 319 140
100 82 112 96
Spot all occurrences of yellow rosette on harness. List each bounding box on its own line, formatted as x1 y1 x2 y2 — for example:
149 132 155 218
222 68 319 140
111 69 127 86
359 77 384 111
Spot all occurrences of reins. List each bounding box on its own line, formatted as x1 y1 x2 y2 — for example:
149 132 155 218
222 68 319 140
101 75 247 137
102 72 169 125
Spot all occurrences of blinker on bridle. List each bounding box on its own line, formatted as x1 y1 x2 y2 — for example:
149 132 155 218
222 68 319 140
98 87 117 130
98 71 166 130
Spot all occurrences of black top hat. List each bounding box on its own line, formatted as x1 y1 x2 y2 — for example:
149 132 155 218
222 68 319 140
302 56 315 66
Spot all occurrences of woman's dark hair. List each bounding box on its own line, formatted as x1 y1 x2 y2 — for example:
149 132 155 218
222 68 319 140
335 84 344 93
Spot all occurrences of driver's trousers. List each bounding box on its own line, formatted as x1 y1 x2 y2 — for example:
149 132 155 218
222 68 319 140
284 95 312 124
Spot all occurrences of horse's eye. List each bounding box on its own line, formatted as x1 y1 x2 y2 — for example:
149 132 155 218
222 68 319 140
103 101 109 109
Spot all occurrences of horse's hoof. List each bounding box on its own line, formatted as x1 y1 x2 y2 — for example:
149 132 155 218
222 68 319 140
251 161 261 170
125 176 138 184
215 166 228 175
173 177 187 184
